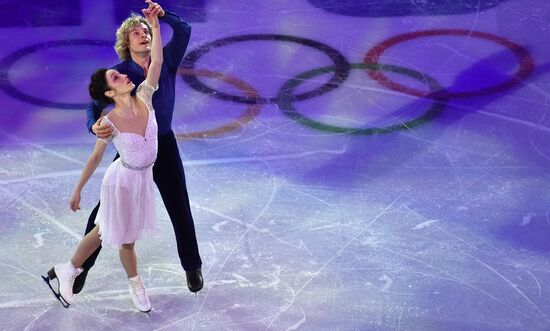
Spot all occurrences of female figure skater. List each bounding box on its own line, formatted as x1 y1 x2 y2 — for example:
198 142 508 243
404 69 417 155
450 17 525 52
43 3 163 313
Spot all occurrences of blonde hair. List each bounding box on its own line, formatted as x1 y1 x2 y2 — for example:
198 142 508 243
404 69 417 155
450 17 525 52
114 13 153 61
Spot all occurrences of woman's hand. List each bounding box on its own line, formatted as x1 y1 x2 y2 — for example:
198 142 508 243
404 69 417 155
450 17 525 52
70 191 81 212
142 0 163 27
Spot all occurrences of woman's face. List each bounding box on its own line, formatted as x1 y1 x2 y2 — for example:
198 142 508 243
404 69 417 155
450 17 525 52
105 69 134 97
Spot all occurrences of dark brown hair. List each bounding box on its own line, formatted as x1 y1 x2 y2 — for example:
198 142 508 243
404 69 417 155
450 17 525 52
88 69 114 104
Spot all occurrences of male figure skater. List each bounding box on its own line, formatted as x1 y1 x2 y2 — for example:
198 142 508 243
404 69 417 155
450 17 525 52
77 0 203 294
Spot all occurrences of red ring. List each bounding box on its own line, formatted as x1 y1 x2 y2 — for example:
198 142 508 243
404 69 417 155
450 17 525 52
364 29 534 99
176 68 262 139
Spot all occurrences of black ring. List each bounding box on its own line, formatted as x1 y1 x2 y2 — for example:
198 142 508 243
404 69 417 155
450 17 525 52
276 63 448 135
0 39 112 109
181 34 351 104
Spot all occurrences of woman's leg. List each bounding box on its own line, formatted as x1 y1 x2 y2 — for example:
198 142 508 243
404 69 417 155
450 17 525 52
119 242 138 278
120 242 151 312
74 153 121 294
44 225 101 306
70 225 102 268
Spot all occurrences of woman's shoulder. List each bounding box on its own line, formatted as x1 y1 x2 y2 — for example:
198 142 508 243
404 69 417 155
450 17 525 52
137 80 159 93
103 111 122 130
136 81 158 111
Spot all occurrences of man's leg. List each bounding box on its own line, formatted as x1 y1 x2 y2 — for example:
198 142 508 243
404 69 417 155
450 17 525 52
153 132 203 291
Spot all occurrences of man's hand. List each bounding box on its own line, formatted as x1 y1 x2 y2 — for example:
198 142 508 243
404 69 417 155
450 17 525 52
92 116 113 139
70 191 81 212
143 0 165 18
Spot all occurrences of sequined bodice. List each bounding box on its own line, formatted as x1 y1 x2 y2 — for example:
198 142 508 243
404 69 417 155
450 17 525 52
101 82 158 168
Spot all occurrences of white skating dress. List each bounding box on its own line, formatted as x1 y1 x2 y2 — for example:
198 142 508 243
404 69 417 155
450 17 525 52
95 81 158 248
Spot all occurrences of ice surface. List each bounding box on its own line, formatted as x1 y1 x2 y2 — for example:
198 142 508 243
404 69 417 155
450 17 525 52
1 0 550 330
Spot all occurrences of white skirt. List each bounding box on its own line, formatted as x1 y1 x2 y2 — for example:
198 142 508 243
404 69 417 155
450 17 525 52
95 159 157 248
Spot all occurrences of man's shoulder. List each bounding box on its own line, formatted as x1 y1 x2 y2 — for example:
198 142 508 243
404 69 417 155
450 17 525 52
112 60 136 73
112 61 126 69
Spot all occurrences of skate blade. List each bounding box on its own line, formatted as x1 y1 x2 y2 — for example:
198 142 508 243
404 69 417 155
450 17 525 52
42 274 70 308
143 309 152 317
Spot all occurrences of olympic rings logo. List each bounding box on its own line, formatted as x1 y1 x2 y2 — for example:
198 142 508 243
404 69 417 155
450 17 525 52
178 30 533 137
363 29 534 99
0 30 534 138
0 40 113 109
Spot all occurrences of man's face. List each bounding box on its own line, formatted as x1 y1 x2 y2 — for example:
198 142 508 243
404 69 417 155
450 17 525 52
127 23 151 55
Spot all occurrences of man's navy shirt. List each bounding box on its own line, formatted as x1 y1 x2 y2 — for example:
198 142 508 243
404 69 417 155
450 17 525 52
86 11 190 136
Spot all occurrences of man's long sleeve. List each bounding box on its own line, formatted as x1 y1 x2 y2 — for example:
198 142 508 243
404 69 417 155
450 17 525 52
160 11 192 71
86 99 106 133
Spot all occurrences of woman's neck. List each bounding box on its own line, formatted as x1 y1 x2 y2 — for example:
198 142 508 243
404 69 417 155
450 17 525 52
114 95 138 118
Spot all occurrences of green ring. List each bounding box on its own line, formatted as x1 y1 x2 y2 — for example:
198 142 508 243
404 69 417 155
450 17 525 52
275 63 448 135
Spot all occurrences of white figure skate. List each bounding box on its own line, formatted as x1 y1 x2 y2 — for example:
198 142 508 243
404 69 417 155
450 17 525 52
128 275 151 313
42 261 83 308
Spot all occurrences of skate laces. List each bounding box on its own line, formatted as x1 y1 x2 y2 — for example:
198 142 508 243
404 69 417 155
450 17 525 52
65 264 80 290
130 277 147 304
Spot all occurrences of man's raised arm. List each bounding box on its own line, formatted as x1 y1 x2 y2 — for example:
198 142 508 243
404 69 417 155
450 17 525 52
159 10 191 71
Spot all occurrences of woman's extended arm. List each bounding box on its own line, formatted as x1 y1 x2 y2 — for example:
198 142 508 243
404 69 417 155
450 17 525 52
69 140 108 212
142 1 163 88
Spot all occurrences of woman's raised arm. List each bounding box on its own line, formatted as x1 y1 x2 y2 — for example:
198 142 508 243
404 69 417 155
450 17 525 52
142 0 163 88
